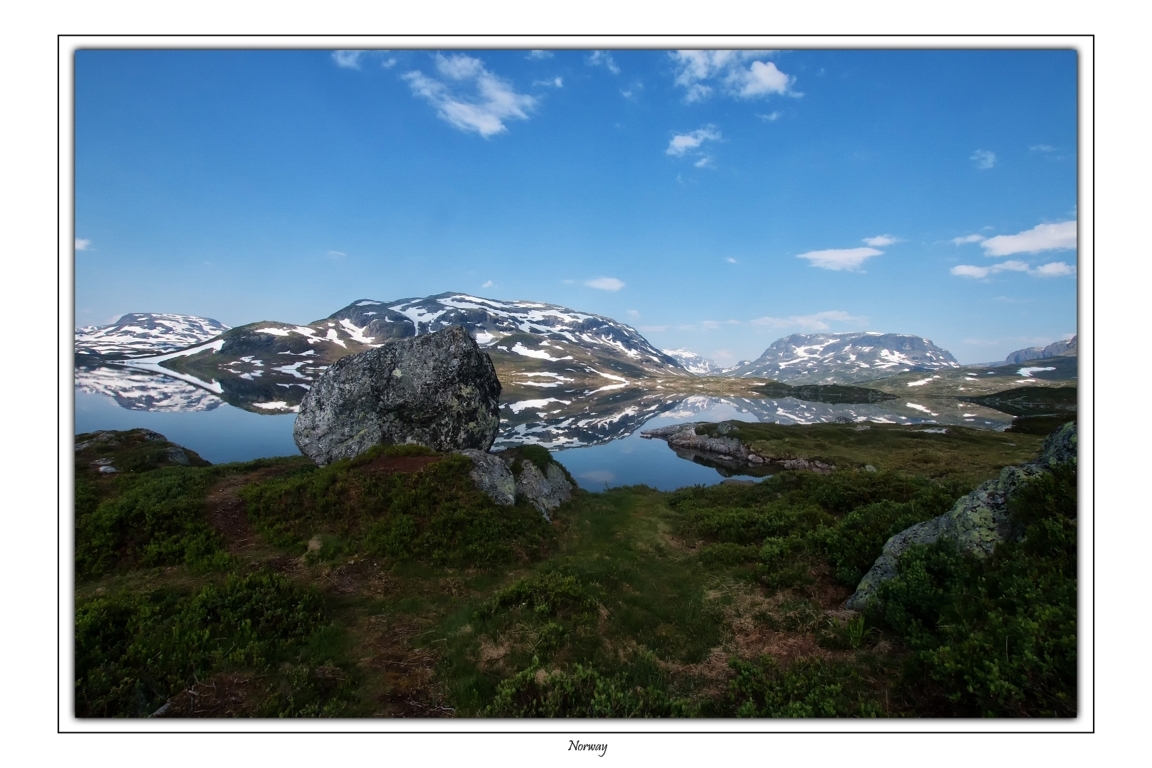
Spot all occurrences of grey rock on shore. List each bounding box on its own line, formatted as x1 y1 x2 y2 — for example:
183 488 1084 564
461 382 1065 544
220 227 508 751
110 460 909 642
457 449 574 520
294 325 501 465
845 421 1076 611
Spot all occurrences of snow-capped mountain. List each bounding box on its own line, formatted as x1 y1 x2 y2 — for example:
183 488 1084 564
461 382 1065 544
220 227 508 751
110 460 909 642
725 332 960 385
93 294 690 416
76 313 230 358
1004 335 1078 365
218 293 682 367
661 349 727 375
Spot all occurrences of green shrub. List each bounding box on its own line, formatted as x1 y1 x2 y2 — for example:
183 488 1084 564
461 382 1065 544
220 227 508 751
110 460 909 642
725 656 882 717
482 657 696 717
481 570 595 619
75 572 333 718
875 464 1077 717
241 449 555 567
76 466 224 581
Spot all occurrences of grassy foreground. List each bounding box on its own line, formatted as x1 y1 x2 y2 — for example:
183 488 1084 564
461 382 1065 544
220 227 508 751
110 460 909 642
74 424 1075 718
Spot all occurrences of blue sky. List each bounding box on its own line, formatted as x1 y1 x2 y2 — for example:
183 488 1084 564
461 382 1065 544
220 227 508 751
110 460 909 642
74 48 1078 365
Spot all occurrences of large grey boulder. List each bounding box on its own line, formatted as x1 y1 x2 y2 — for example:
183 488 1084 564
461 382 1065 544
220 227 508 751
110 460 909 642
293 325 501 465
845 421 1076 611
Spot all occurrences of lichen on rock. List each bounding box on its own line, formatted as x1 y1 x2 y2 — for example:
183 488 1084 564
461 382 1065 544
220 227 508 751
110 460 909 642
845 421 1076 611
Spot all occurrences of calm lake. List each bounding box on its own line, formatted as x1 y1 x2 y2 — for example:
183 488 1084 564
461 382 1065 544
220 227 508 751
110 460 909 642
75 367 1016 491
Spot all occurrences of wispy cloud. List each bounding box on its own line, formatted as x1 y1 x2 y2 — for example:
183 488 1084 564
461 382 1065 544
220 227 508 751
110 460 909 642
1030 144 1055 153
796 247 882 272
626 309 640 317
980 221 1076 257
533 77 563 88
666 125 721 157
481 280 495 288
586 51 620 75
951 260 1075 279
1031 261 1076 277
693 156 714 168
332 50 365 69
758 111 781 122
971 149 996 170
749 310 864 331
526 50 554 60
403 54 536 138
75 238 91 251
584 277 624 291
669 51 797 103
952 234 986 245
863 234 899 247
326 250 346 260
725 257 738 264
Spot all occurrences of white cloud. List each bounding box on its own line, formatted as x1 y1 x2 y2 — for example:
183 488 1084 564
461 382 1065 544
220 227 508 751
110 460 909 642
980 221 1077 257
1032 261 1076 277
584 277 624 291
669 50 796 103
725 257 738 264
526 50 554 60
952 234 985 245
863 234 899 247
666 125 721 157
326 250 346 260
749 310 863 331
951 264 991 278
971 149 996 170
587 51 620 75
694 156 713 168
75 238 91 251
403 54 536 138
381 57 397 69
1030 144 1055 153
332 50 365 69
796 247 882 271
481 280 495 288
758 111 781 122
951 259 1074 279
533 77 563 88
626 309 640 317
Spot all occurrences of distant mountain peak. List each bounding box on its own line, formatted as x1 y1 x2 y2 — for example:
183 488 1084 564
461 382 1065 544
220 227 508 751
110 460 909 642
661 348 727 375
725 331 960 384
1004 335 1077 365
76 313 230 358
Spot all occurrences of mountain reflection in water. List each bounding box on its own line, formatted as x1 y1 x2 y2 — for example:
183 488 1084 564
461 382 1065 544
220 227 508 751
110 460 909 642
74 365 1016 487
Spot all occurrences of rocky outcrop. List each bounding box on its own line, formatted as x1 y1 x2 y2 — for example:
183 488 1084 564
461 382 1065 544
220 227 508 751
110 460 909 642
845 422 1076 610
459 449 516 506
641 422 834 474
457 449 575 520
293 326 501 465
514 461 573 520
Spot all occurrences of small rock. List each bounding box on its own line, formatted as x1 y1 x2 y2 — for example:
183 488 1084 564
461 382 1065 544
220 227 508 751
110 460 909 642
97 465 119 474
864 465 877 473
458 449 516 506
511 460 573 521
